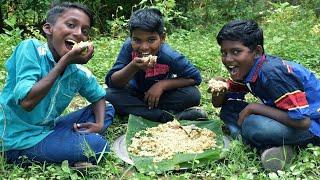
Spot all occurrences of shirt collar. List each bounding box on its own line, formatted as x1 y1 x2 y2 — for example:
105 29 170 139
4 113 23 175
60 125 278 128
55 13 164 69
44 43 55 64
44 43 77 77
244 54 266 83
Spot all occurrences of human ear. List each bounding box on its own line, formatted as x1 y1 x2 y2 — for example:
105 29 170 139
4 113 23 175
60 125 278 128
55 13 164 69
254 45 263 58
42 23 52 35
160 32 166 44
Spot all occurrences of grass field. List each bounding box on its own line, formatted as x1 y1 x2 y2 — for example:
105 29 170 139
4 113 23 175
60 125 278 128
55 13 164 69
1 4 320 180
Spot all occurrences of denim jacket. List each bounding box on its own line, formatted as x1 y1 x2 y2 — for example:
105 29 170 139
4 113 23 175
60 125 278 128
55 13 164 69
105 38 202 93
227 54 320 137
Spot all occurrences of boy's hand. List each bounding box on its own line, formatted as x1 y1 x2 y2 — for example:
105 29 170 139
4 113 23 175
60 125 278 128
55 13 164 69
207 77 228 96
73 122 104 134
141 55 157 67
237 103 261 126
72 41 93 56
132 57 155 69
144 82 165 109
64 43 94 65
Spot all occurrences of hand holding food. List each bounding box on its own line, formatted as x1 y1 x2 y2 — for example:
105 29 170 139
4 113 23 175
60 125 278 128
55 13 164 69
208 78 228 96
141 54 157 67
68 40 93 56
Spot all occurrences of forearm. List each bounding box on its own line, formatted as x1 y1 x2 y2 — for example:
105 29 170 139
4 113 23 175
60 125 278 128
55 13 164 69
20 61 68 111
158 78 195 91
92 98 106 127
110 62 139 88
248 103 311 130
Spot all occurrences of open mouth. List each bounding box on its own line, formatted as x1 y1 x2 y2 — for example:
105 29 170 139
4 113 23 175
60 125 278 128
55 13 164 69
65 39 77 50
227 66 238 75
140 52 151 57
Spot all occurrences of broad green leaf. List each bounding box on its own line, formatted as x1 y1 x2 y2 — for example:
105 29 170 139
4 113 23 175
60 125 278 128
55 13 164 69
272 36 285 44
61 160 71 174
268 172 279 180
126 115 223 173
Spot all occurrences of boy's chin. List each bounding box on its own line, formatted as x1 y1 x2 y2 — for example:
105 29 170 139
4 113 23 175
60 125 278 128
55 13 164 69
230 75 243 81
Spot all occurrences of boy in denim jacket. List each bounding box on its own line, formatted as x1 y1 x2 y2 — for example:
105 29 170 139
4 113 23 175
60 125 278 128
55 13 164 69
209 19 320 172
105 8 207 122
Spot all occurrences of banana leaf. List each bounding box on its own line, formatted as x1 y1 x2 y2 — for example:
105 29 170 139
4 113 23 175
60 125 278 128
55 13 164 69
126 115 224 173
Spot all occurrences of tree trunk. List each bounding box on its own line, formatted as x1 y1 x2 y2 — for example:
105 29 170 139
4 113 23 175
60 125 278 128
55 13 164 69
0 8 4 33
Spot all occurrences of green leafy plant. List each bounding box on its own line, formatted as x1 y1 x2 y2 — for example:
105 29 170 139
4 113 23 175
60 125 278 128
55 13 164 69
0 15 23 45
1 1 320 179
105 6 129 38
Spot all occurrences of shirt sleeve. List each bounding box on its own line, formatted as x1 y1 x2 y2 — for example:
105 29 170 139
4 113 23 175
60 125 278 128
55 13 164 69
105 38 132 88
160 44 202 85
225 78 248 100
78 67 106 103
262 68 309 120
12 40 42 105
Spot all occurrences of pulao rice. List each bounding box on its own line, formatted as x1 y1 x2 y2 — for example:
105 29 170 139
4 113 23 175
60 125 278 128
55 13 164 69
128 120 217 163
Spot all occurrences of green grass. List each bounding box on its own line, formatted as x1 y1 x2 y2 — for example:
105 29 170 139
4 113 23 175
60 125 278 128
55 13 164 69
1 4 320 179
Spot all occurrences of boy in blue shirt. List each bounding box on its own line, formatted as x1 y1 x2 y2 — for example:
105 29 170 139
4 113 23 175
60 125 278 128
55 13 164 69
105 8 207 122
0 2 115 168
209 19 320 172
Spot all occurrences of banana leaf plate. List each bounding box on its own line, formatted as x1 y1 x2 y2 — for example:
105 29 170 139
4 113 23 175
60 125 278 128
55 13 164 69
113 115 227 173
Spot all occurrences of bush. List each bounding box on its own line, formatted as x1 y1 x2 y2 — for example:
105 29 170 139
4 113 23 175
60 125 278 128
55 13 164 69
175 0 268 31
262 2 320 72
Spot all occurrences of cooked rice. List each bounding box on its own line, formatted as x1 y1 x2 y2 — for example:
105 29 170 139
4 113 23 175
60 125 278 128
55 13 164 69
128 120 217 163
208 79 228 92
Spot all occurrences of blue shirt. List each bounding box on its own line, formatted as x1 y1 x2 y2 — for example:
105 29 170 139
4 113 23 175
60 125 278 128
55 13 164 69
0 39 106 151
105 38 202 93
227 54 320 137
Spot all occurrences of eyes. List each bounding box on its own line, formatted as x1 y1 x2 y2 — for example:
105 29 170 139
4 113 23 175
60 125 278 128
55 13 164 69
82 29 89 36
66 22 90 36
221 49 241 57
132 38 157 44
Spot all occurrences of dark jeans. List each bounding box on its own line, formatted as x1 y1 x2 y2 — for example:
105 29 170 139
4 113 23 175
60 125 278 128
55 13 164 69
105 86 201 122
220 100 320 149
5 102 115 165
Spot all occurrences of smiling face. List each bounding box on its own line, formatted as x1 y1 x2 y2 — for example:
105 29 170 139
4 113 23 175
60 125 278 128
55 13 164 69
220 40 261 81
131 29 165 57
43 8 91 61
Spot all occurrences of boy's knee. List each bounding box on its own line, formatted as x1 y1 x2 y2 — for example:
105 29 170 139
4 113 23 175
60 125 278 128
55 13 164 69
105 88 128 102
242 115 274 143
106 101 115 117
101 102 114 131
84 133 110 155
182 87 201 105
105 88 117 102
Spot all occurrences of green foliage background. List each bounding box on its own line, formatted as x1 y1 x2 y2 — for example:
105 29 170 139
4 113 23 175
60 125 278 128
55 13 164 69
1 0 320 179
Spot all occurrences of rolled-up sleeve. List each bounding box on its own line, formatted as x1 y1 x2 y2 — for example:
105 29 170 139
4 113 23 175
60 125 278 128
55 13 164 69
12 40 41 105
79 74 106 103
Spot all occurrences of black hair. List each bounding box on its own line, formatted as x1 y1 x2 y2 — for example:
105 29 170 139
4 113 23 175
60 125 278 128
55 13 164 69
46 2 94 27
129 8 164 36
217 20 264 53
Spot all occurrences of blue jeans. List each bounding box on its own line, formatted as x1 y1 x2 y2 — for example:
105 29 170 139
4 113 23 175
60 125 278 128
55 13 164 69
220 100 320 149
105 86 201 122
5 102 115 165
